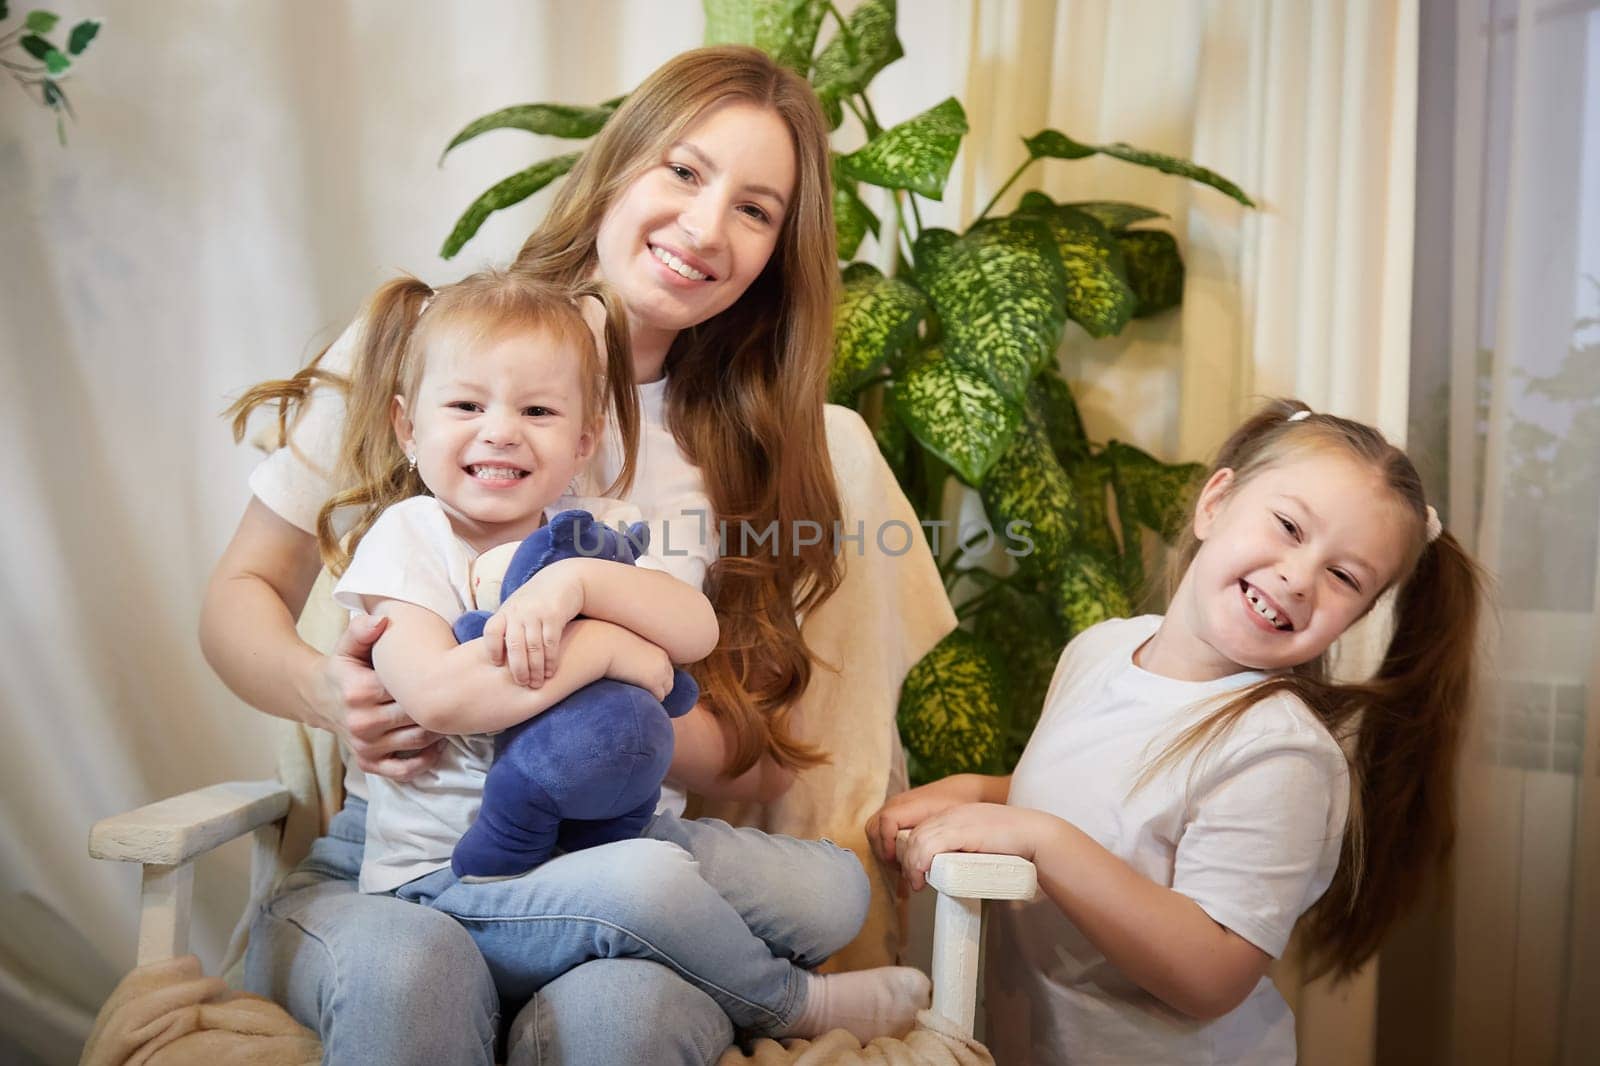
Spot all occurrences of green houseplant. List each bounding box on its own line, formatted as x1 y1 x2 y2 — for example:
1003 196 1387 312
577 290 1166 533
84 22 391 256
1 2 101 144
436 1 1253 782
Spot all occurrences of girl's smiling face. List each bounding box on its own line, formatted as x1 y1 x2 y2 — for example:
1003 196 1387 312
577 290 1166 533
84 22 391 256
393 326 596 554
1163 450 1414 679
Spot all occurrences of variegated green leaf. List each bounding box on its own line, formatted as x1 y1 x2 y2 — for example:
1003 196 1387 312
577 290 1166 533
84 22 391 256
1028 370 1090 464
1012 200 1135 339
1117 230 1184 317
873 400 912 484
1105 441 1203 542
898 630 1006 781
972 579 1065 751
441 104 614 162
913 220 1065 401
893 346 1021 485
980 407 1079 574
1055 550 1132 636
831 155 880 260
1067 200 1166 231
830 265 928 402
1067 450 1120 558
838 97 966 200
1024 129 1255 207
440 153 579 259
702 0 826 74
811 0 902 98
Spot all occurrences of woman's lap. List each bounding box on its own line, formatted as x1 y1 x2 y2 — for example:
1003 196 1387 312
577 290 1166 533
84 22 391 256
246 798 733 1065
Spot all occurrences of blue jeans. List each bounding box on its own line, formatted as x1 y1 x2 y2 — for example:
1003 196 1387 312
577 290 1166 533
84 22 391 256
396 812 868 1034
243 800 867 1064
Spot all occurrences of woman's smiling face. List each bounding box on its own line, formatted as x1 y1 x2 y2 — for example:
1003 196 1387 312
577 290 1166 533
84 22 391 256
1171 450 1413 676
593 99 796 349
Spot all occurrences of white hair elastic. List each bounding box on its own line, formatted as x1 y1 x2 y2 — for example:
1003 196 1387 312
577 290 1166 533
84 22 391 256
1287 409 1312 422
418 292 435 317
1425 504 1442 543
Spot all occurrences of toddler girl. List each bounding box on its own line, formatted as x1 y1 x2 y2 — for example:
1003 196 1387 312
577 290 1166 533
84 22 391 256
326 267 929 1043
870 400 1483 1064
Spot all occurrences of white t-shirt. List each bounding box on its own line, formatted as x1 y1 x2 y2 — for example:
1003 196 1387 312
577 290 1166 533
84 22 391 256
985 615 1350 1066
248 317 715 807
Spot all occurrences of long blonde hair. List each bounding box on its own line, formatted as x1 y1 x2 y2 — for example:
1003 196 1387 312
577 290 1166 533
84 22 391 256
1146 399 1485 978
511 45 844 775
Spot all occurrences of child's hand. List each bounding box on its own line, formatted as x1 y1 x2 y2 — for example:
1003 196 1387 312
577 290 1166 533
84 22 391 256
601 624 675 702
483 562 586 687
866 774 992 867
899 803 1056 893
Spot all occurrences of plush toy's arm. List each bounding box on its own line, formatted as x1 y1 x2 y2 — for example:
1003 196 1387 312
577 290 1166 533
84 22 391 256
367 598 671 735
528 557 719 664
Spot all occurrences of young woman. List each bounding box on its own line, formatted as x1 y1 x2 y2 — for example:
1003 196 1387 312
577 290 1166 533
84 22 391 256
203 46 881 1065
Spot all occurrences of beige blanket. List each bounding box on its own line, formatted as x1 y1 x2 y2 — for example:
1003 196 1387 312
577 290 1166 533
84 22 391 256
717 1011 994 1066
80 955 320 1066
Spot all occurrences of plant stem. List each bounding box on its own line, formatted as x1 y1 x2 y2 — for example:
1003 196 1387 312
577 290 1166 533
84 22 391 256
955 576 1013 621
973 157 1037 225
824 0 854 45
896 193 917 260
843 96 880 139
860 94 885 135
906 193 924 235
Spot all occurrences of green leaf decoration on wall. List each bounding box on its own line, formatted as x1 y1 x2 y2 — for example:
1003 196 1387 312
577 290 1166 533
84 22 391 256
21 33 68 74
703 0 826 74
893 346 1022 485
1117 230 1185 317
66 18 98 55
1013 197 1136 338
24 9 57 33
440 152 580 259
979 406 1080 574
440 103 614 162
1024 129 1256 207
1055 550 1132 636
913 220 1066 402
830 263 928 403
838 96 966 200
811 0 902 100
897 629 1006 781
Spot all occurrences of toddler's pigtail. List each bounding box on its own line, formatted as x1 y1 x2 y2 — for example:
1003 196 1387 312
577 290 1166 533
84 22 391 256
315 276 433 573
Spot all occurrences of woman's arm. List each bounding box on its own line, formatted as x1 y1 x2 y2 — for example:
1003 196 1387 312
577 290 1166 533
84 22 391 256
199 497 444 778
899 804 1270 1020
369 600 674 735
484 557 719 686
666 704 795 804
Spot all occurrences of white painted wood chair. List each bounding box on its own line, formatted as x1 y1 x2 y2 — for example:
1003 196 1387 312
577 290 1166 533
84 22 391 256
88 787 1036 1040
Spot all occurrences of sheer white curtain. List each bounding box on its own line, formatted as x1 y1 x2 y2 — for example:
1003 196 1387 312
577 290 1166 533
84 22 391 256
1407 0 1600 1063
1 2 1418 1062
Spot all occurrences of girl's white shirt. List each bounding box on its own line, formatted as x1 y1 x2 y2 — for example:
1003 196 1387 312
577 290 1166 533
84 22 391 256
247 317 714 810
986 615 1350 1066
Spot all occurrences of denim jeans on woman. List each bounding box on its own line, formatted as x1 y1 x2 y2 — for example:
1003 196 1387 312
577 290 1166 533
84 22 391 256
243 798 868 1065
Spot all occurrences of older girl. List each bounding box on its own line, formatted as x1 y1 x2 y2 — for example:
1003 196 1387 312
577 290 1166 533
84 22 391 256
871 401 1484 1064
204 46 893 1066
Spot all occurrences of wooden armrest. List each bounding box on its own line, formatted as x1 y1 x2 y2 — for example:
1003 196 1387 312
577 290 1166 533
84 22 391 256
894 830 1039 901
89 780 291 867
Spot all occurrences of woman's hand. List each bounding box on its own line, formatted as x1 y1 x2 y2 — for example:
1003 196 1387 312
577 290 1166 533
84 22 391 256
482 563 586 687
865 773 1008 866
898 803 1060 892
319 613 444 781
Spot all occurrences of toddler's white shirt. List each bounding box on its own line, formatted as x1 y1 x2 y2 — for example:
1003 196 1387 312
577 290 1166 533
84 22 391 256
985 615 1349 1065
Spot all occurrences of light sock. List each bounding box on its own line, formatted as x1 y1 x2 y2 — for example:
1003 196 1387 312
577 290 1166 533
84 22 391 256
778 966 931 1043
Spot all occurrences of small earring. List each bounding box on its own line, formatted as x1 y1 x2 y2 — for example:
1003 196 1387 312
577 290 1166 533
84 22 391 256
406 453 418 472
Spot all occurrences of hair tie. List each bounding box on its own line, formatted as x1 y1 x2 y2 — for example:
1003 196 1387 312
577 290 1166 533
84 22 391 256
1425 504 1442 543
418 292 435 317
1287 409 1312 422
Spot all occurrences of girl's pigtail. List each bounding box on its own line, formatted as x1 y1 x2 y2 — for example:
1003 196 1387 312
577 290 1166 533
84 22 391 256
1300 528 1486 977
313 276 433 573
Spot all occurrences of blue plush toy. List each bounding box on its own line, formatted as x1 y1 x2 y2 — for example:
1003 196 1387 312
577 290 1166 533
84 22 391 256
450 509 698 879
